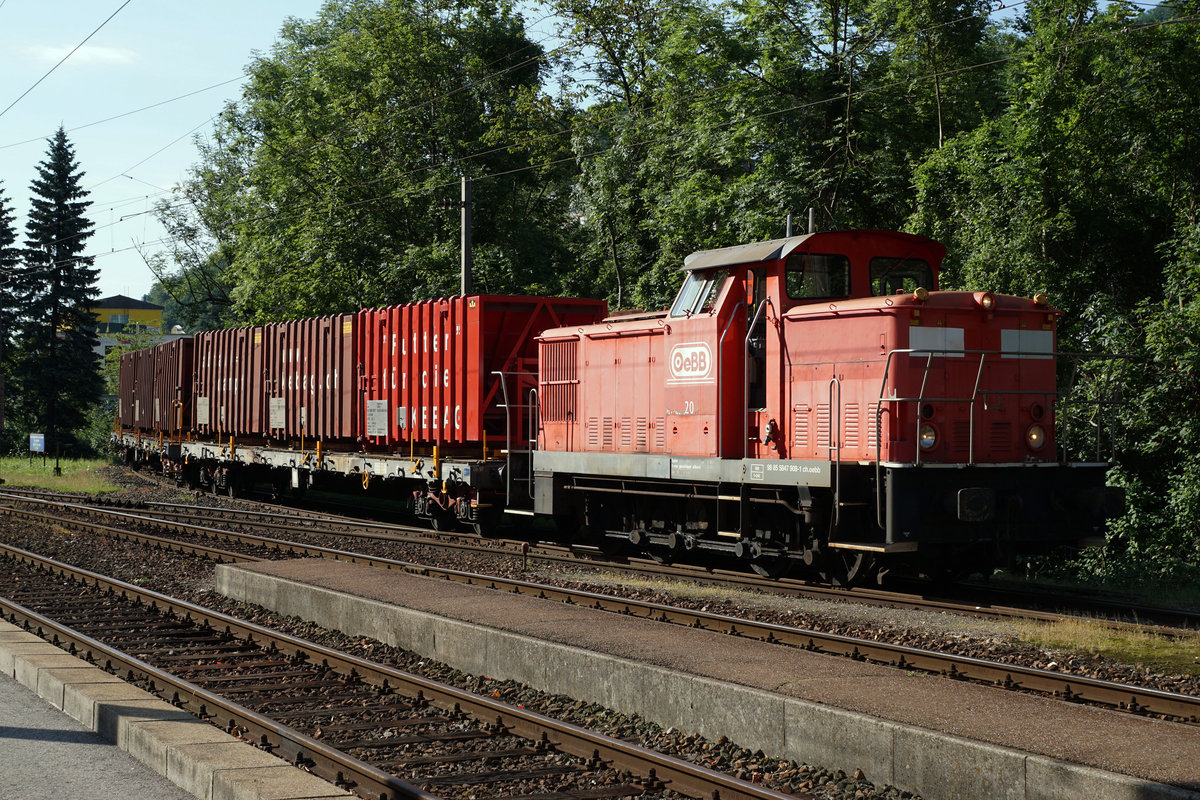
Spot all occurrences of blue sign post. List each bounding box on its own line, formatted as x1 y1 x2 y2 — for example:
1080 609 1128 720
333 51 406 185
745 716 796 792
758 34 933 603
29 432 46 468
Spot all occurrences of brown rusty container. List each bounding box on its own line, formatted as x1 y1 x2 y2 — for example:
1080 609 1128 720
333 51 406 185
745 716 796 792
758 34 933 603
117 351 137 428
133 346 156 432
150 338 193 437
263 314 357 441
193 327 262 437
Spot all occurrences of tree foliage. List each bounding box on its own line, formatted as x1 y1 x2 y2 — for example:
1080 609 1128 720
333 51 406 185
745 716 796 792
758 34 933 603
0 182 23 434
153 0 580 323
8 128 103 456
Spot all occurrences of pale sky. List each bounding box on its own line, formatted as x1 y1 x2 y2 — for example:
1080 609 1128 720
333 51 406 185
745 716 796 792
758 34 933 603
0 1 326 302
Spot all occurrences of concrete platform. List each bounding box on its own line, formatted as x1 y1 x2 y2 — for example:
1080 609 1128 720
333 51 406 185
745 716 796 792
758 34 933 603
217 559 1200 800
0 619 352 800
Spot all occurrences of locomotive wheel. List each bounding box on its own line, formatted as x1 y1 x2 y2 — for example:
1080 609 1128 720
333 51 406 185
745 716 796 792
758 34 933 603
821 550 874 587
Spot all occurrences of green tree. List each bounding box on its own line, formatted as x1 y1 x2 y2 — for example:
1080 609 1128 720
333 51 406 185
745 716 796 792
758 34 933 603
144 251 235 333
0 182 24 437
10 127 104 456
559 0 1007 310
164 0 579 322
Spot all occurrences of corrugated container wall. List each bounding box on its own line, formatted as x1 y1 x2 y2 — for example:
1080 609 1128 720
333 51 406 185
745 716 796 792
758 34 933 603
133 347 156 432
263 315 356 440
194 327 261 436
151 338 194 437
118 352 137 428
357 296 606 450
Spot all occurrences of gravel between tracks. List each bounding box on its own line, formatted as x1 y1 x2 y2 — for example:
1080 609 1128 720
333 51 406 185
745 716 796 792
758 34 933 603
3 465 1196 798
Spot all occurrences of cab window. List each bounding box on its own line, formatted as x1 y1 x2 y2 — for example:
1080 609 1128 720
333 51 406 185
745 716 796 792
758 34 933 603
785 253 850 300
670 268 729 317
870 257 934 295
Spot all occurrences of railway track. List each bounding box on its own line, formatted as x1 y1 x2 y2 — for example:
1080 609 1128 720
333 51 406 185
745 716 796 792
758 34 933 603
0 541 797 800
1 491 1197 727
2 485 1197 633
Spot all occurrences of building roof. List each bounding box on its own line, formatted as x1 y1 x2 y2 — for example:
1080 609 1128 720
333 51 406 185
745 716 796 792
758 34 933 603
92 294 163 311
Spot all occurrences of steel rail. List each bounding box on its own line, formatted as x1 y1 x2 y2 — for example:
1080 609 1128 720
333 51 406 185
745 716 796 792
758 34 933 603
2 498 1197 726
7 486 1195 633
0 563 437 800
5 491 1195 638
0 541 801 800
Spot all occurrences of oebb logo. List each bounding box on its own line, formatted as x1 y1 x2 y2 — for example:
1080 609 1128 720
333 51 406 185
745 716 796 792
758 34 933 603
669 342 713 382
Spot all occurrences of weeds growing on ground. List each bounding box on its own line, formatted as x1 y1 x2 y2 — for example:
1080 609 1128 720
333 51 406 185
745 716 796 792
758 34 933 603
0 456 118 494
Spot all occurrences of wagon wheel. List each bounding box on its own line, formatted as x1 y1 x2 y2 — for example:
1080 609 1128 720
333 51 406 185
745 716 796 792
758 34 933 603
750 554 792 579
647 546 675 565
820 550 874 587
470 507 502 538
428 507 455 531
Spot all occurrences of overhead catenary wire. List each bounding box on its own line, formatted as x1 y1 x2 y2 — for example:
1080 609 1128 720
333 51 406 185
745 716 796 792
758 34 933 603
0 75 243 152
0 0 135 122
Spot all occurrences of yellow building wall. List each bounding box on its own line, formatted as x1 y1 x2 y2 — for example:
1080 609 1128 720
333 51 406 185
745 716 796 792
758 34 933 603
91 307 163 330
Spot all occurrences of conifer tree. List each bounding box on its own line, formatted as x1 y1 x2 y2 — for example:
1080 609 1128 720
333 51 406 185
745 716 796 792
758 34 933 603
11 127 103 454
0 183 23 431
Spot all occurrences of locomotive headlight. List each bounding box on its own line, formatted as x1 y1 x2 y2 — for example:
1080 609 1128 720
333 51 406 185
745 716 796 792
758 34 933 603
974 291 996 310
918 424 938 450
1026 424 1047 450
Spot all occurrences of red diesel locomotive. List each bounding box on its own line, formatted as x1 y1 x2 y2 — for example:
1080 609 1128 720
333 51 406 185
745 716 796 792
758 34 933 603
117 229 1121 583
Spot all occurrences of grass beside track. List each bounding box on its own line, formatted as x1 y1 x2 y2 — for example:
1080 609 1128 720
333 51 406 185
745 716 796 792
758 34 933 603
0 457 119 494
1012 617 1200 677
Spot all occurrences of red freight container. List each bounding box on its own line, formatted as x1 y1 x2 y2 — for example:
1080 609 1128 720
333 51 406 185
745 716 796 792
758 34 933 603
193 327 264 437
263 314 356 441
151 338 194 438
356 295 606 450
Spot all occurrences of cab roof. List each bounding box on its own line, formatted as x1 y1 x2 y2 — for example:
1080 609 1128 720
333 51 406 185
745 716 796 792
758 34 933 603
682 229 945 271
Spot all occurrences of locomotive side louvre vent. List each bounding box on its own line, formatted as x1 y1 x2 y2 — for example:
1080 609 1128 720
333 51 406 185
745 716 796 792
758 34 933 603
843 403 860 449
990 422 1012 452
602 417 615 449
817 404 831 448
655 417 666 451
866 403 880 449
636 418 648 451
541 340 579 423
952 420 971 453
620 417 633 449
793 404 810 449
586 417 599 448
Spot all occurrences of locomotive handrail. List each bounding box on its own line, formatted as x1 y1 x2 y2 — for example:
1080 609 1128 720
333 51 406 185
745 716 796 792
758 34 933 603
744 298 771 459
874 347 1056 530
1057 352 1128 463
870 347 1123 529
493 369 515 507
828 377 842 528
527 388 539 500
492 369 542 507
